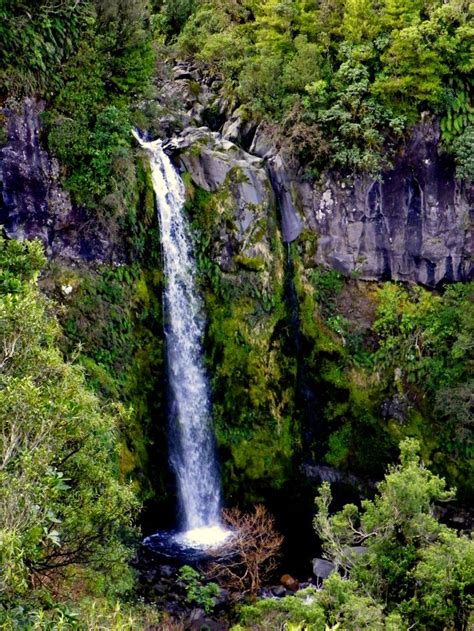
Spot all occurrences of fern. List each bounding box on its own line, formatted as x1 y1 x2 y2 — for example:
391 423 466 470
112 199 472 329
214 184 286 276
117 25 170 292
440 78 474 146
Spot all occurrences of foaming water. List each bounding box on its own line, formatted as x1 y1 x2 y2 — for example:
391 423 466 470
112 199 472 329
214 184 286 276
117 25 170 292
174 525 233 550
135 131 230 550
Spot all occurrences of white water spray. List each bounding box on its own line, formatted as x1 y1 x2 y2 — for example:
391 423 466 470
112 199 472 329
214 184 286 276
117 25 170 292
135 133 229 549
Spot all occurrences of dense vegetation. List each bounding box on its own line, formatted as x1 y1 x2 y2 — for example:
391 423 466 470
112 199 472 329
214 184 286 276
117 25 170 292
294 263 474 495
166 0 473 177
0 238 164 627
236 440 473 629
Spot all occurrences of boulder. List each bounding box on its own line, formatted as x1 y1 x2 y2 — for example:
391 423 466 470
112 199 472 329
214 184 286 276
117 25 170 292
249 122 278 160
280 574 299 592
272 585 288 597
222 106 257 149
312 558 335 581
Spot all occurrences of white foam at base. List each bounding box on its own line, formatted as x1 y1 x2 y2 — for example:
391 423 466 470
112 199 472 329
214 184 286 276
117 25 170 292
173 526 233 550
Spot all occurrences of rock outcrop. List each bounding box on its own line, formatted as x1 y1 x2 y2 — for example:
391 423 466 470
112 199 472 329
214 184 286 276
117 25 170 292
153 62 472 286
0 98 119 261
296 121 472 285
164 126 277 276
249 119 473 285
1 62 472 285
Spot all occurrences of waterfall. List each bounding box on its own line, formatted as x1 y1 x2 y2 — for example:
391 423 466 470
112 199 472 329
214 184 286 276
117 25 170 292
136 133 229 549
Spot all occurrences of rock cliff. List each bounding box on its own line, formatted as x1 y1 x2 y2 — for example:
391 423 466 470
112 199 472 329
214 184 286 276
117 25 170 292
149 62 472 286
0 98 120 261
1 65 472 285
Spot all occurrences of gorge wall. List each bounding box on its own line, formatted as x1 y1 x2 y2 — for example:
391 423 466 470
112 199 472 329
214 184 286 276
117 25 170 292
1 66 472 285
157 62 473 287
0 62 472 508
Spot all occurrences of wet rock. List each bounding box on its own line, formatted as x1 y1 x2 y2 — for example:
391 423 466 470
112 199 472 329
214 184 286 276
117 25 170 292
150 583 168 596
268 154 304 242
249 122 278 160
213 588 230 609
186 609 227 631
312 558 335 581
222 106 257 150
342 546 368 567
0 97 115 262
151 62 472 285
301 463 369 490
159 564 176 578
173 65 200 82
382 394 409 423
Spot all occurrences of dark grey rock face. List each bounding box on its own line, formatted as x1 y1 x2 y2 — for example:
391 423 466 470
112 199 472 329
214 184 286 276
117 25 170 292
294 120 473 285
0 98 115 261
154 65 472 285
2 71 471 284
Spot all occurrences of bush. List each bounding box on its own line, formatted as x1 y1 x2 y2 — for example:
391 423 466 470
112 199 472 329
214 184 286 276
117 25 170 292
0 238 138 611
207 506 283 599
177 565 220 614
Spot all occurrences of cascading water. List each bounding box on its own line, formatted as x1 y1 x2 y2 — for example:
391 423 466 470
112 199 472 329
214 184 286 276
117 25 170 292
135 133 230 549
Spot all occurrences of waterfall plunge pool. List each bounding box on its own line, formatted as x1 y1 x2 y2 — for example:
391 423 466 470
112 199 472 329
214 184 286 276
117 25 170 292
173 525 233 549
143 526 234 564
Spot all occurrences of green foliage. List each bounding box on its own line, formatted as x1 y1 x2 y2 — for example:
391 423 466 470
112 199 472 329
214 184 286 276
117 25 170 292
0 0 91 95
0 238 46 293
291 251 473 495
162 0 471 174
237 440 474 629
236 576 387 630
411 529 474 628
440 79 474 148
1 1 156 215
40 1 156 213
309 267 344 318
314 439 473 628
452 124 474 181
156 0 196 41
51 259 165 497
48 105 133 210
373 282 473 395
177 565 220 614
235 586 327 630
0 597 163 629
0 238 139 614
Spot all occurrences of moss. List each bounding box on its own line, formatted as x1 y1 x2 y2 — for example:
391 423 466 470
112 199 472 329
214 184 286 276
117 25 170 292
233 254 265 271
181 178 302 500
229 418 295 490
43 261 166 502
0 111 7 146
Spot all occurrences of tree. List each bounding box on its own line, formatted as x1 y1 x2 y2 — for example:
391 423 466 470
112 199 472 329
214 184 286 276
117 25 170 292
207 505 283 599
314 439 474 627
0 237 138 606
